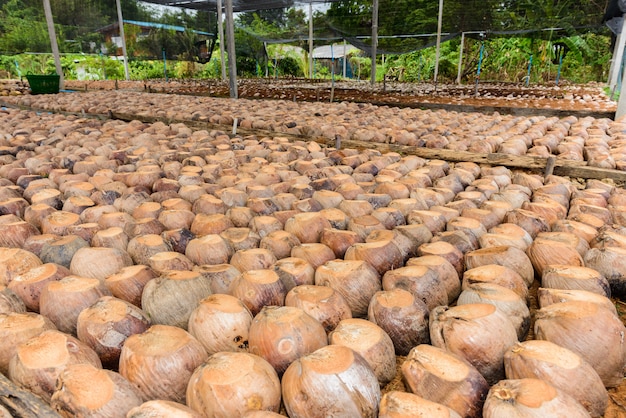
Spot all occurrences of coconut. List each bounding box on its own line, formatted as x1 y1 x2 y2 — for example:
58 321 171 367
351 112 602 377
50 363 143 418
483 378 592 418
368 288 430 355
379 391 462 418
457 283 530 340
329 318 396 385
187 293 253 355
186 352 281 417
401 344 489 418
118 325 208 403
282 345 381 418
248 306 327 375
504 340 607 417
430 304 519 384
534 301 626 388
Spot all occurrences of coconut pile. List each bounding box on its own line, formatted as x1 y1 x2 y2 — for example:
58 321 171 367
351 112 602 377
0 99 625 417
2 89 626 171
0 79 29 96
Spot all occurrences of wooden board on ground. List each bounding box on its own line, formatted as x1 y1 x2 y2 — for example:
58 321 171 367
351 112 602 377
0 373 60 417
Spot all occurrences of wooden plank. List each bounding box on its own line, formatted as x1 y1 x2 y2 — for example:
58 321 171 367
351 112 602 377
0 373 60 417
325 137 626 182
552 164 626 182
97 112 626 183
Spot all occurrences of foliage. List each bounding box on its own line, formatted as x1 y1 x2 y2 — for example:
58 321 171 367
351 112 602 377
196 57 222 79
0 0 212 61
136 28 180 59
0 0 53 53
0 0 614 85
129 59 171 79
173 60 197 78
266 44 307 77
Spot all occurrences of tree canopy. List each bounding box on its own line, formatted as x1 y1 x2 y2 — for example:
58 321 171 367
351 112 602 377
0 0 214 56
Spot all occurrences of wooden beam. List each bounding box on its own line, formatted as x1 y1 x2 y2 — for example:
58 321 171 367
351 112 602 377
224 0 237 99
43 0 64 89
371 0 378 85
325 137 626 181
109 110 626 183
216 0 226 81
0 373 61 417
322 137 626 183
104 111 626 182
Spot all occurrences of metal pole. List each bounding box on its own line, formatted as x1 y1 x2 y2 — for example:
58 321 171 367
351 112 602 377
433 0 444 85
616 64 626 119
330 44 335 102
43 0 64 89
225 0 237 98
371 0 378 85
217 0 227 81
309 2 314 79
526 54 532 87
456 31 465 85
162 48 167 81
343 39 347 78
264 42 269 77
475 42 484 96
115 0 130 80
555 50 564 86
609 15 626 90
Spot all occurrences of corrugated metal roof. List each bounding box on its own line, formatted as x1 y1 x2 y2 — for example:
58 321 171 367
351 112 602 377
312 43 359 59
269 43 360 59
98 20 213 36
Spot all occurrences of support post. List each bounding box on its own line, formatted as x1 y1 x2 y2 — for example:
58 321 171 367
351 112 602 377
115 0 130 81
264 42 269 77
456 31 465 85
43 0 64 89
343 39 347 78
162 48 167 81
330 44 335 102
309 2 314 79
609 15 626 89
475 41 485 96
225 0 237 98
433 0 444 85
371 0 379 85
525 54 532 87
616 48 626 120
217 0 227 81
555 50 564 86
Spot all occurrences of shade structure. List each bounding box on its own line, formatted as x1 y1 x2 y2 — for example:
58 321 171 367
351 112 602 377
141 0 339 13
137 0 350 99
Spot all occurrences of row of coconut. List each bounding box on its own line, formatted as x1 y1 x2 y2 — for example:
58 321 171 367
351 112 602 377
2 89 626 169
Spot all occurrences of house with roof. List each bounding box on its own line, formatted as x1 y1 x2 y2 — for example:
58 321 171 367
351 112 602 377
312 43 360 78
97 20 214 60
